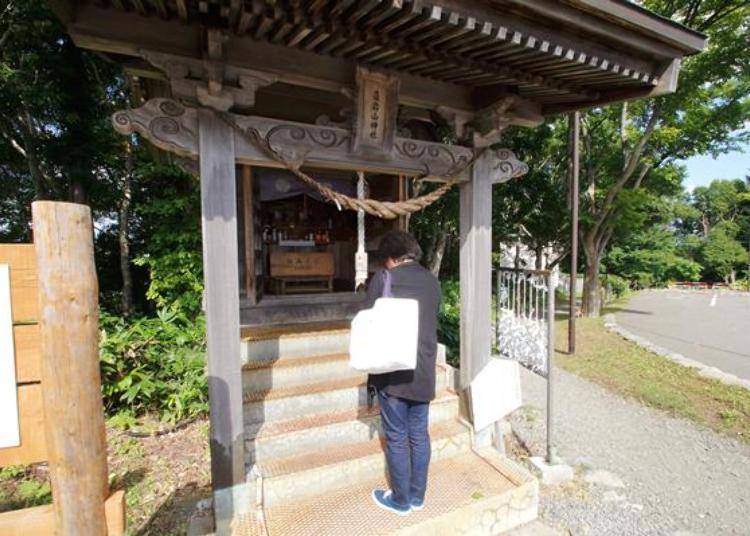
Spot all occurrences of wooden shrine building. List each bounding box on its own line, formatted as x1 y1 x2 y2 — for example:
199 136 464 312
49 1 704 534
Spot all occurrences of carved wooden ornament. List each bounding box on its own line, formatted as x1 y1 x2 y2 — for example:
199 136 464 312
112 98 528 184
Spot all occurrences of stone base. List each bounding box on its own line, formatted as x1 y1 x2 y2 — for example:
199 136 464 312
527 457 574 486
186 498 215 536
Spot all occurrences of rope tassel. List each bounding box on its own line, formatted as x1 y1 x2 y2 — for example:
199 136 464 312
355 171 368 289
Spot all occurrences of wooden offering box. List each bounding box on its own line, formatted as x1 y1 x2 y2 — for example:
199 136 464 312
270 251 334 294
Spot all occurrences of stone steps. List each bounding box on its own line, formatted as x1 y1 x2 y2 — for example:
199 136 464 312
234 323 538 535
255 419 472 507
242 353 351 391
260 446 538 536
243 368 448 425
241 323 350 363
245 391 459 464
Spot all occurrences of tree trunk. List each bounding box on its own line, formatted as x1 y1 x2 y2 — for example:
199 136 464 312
18 109 48 200
581 236 602 317
535 245 544 270
119 143 134 317
429 231 448 276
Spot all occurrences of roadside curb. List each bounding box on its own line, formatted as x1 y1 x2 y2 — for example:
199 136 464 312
603 313 750 392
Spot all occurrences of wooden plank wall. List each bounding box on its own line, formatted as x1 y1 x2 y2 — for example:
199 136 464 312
0 244 46 466
0 237 126 535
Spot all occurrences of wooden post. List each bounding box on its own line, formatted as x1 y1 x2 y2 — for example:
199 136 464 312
459 151 493 388
31 201 108 536
241 165 256 304
198 109 248 534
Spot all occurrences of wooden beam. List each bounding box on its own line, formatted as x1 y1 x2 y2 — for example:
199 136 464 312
68 4 473 111
459 150 494 388
542 59 681 115
31 201 108 536
435 0 687 63
501 0 706 55
112 98 479 179
241 165 256 305
197 109 247 533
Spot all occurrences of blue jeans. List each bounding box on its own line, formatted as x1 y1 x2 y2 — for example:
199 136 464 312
377 389 431 508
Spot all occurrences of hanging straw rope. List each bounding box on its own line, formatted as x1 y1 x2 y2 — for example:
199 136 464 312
220 113 485 219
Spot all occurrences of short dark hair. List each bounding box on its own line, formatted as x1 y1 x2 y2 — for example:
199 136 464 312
376 230 423 262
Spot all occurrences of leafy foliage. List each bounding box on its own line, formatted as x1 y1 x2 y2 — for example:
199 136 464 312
99 308 208 423
606 225 702 288
437 280 460 367
130 162 203 317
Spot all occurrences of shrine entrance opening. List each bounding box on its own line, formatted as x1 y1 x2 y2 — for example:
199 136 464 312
240 166 406 325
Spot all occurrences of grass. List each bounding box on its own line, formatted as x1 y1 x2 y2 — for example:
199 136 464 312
556 310 750 443
0 465 51 512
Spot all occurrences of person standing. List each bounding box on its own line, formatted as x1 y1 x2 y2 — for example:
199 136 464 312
365 230 442 516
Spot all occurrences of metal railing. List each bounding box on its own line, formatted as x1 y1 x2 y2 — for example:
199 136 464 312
495 267 559 463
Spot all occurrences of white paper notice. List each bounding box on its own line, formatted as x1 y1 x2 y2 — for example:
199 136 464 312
0 264 20 448
470 358 522 432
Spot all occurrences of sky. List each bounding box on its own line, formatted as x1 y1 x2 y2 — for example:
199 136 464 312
680 143 750 191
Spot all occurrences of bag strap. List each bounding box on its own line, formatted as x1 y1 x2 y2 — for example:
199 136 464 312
382 270 393 298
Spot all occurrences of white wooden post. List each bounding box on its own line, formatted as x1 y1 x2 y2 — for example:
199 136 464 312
459 151 494 388
198 109 249 534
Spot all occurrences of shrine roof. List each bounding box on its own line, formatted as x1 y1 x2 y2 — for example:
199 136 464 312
54 0 705 115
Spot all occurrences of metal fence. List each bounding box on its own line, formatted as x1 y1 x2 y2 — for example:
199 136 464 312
495 268 555 378
495 267 559 463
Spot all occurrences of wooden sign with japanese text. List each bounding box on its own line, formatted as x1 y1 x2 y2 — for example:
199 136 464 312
0 244 45 466
352 67 399 156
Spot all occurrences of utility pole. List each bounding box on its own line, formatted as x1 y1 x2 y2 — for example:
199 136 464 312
568 112 580 354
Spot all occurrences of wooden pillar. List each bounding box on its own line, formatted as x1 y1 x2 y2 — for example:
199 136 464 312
31 201 108 536
198 109 248 533
459 151 494 388
241 165 256 304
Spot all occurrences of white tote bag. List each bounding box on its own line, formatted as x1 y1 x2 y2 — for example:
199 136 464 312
349 270 419 374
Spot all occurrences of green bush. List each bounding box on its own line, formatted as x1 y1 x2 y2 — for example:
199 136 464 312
438 280 460 367
99 308 208 424
602 273 630 299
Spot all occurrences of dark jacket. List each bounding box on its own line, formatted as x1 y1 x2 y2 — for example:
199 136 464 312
365 262 441 402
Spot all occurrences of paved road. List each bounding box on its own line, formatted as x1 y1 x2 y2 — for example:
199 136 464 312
510 366 750 535
615 290 750 381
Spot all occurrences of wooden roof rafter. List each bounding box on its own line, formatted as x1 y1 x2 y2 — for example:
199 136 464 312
235 0 659 99
58 0 705 116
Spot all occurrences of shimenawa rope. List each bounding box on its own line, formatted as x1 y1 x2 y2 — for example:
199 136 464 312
220 113 485 220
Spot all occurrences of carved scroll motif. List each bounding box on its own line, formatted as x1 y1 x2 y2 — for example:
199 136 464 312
112 99 198 158
489 148 529 183
394 139 474 177
262 123 351 167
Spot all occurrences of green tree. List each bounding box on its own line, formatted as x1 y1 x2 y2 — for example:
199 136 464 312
700 223 748 283
606 227 702 288
494 123 570 269
576 0 749 316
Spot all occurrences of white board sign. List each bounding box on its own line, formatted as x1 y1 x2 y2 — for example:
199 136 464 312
470 358 522 432
0 264 20 448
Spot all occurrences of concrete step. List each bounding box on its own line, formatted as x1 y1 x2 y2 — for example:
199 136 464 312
259 446 538 535
256 419 472 507
245 391 460 464
242 353 352 391
241 322 350 364
243 367 449 425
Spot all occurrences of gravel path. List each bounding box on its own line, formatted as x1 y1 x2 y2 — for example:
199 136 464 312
509 366 750 535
